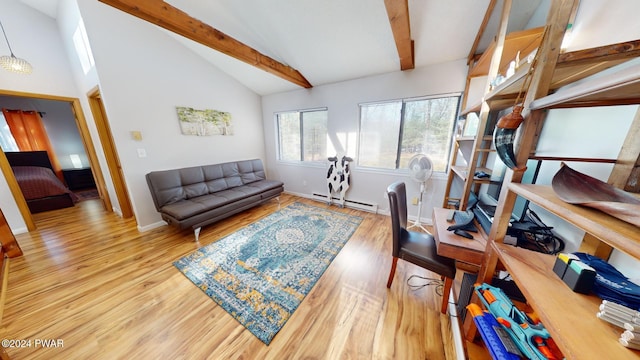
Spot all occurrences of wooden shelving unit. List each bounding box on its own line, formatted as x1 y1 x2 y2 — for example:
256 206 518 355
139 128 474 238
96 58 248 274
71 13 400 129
510 184 640 256
442 129 495 209
468 26 544 78
488 182 640 358
473 57 640 358
490 242 630 359
444 10 544 211
458 1 640 359
530 56 640 109
484 40 640 112
449 135 495 186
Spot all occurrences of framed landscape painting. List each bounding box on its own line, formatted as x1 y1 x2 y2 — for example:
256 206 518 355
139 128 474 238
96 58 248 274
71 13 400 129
176 106 233 136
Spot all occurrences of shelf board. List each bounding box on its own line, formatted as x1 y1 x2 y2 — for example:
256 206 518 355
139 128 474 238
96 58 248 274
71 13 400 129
456 135 493 142
475 148 495 153
491 243 638 359
469 27 544 78
461 102 481 116
485 61 532 109
451 166 492 183
531 56 640 109
508 184 640 259
451 166 469 181
486 39 640 112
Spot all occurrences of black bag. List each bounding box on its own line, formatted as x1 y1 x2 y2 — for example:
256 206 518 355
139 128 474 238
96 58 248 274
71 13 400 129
507 209 565 255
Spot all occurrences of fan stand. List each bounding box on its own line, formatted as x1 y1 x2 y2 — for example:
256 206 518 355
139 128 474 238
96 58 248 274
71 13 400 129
408 182 431 234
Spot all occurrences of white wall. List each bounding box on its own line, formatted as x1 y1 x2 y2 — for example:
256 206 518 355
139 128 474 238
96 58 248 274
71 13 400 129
2 0 639 281
262 60 468 221
0 0 266 232
466 0 640 280
564 0 640 52
0 0 81 232
76 2 266 229
528 105 639 281
532 0 640 281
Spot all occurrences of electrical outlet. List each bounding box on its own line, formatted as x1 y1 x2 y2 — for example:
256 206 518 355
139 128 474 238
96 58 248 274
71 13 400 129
411 197 419 205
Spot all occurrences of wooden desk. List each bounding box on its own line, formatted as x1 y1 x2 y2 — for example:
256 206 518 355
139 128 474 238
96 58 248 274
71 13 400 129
432 208 487 266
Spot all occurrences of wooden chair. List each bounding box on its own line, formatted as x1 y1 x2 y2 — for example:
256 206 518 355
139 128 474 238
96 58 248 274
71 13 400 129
386 181 456 314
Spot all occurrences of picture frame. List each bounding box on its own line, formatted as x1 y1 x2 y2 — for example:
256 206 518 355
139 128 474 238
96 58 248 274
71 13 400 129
176 106 233 136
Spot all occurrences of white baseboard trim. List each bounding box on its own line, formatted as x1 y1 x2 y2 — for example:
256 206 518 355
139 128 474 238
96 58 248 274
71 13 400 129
11 227 28 235
285 191 432 226
284 191 379 213
448 288 466 360
137 220 167 232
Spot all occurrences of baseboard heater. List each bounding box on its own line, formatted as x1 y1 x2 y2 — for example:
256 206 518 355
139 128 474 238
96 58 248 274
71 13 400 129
311 193 378 213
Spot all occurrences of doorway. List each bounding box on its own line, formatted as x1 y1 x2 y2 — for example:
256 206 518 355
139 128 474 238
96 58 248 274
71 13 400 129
87 87 133 219
0 89 113 231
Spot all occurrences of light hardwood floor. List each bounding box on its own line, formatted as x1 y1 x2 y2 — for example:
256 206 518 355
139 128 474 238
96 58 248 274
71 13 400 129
2 194 457 359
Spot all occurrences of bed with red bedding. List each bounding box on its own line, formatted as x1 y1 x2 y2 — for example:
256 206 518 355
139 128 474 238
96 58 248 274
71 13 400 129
6 151 77 213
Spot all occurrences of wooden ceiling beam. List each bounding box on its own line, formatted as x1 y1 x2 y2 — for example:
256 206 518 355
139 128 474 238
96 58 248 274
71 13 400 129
468 0 497 65
98 0 312 88
384 0 414 70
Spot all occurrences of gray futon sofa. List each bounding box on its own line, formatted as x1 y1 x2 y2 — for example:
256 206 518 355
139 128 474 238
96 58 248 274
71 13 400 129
146 159 283 240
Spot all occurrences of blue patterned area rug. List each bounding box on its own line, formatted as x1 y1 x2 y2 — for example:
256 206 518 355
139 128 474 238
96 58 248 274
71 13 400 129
173 202 363 344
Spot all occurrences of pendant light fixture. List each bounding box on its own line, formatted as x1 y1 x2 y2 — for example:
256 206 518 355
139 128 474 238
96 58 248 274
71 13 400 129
0 18 32 74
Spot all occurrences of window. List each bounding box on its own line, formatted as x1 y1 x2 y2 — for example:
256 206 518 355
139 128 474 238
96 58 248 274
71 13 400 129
0 112 19 152
358 95 459 172
72 19 95 75
277 108 328 162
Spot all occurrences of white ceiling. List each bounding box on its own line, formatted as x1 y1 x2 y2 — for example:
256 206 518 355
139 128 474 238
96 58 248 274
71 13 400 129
19 0 544 95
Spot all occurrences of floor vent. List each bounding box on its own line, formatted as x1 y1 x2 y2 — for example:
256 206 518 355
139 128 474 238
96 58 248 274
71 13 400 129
311 193 378 213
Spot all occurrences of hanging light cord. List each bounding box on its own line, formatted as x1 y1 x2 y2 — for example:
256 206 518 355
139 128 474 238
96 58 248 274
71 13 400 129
0 20 15 56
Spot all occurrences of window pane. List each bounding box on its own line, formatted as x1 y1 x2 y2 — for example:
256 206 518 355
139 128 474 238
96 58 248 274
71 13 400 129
277 112 301 161
277 109 328 162
400 97 458 172
302 110 328 161
358 102 402 169
0 113 19 152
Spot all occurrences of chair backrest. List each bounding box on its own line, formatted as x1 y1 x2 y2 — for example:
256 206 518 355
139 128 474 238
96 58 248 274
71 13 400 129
387 181 408 257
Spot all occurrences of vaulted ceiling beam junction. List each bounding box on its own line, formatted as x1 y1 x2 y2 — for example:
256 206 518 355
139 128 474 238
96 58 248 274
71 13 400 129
98 0 312 89
384 0 415 70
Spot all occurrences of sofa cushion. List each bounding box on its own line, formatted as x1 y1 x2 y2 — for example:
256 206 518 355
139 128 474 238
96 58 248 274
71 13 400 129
243 179 284 193
161 187 262 220
146 159 283 229
161 199 209 221
238 160 266 184
146 170 187 207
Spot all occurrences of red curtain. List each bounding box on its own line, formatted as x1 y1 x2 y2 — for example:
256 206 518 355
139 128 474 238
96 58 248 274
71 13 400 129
2 109 63 181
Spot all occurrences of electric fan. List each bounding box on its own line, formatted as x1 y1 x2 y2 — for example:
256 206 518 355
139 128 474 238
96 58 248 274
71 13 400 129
407 154 434 233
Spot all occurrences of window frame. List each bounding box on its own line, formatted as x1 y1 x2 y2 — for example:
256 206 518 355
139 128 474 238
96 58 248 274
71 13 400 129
275 107 329 164
356 93 461 173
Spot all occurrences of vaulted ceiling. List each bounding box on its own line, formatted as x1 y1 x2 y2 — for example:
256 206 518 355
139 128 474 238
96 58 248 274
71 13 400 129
19 0 544 95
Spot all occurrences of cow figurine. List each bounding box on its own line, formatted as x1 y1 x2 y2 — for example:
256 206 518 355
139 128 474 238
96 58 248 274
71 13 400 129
327 156 353 207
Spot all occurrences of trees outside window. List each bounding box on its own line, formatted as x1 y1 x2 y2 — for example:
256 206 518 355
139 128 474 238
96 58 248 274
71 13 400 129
358 95 459 172
277 109 328 162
